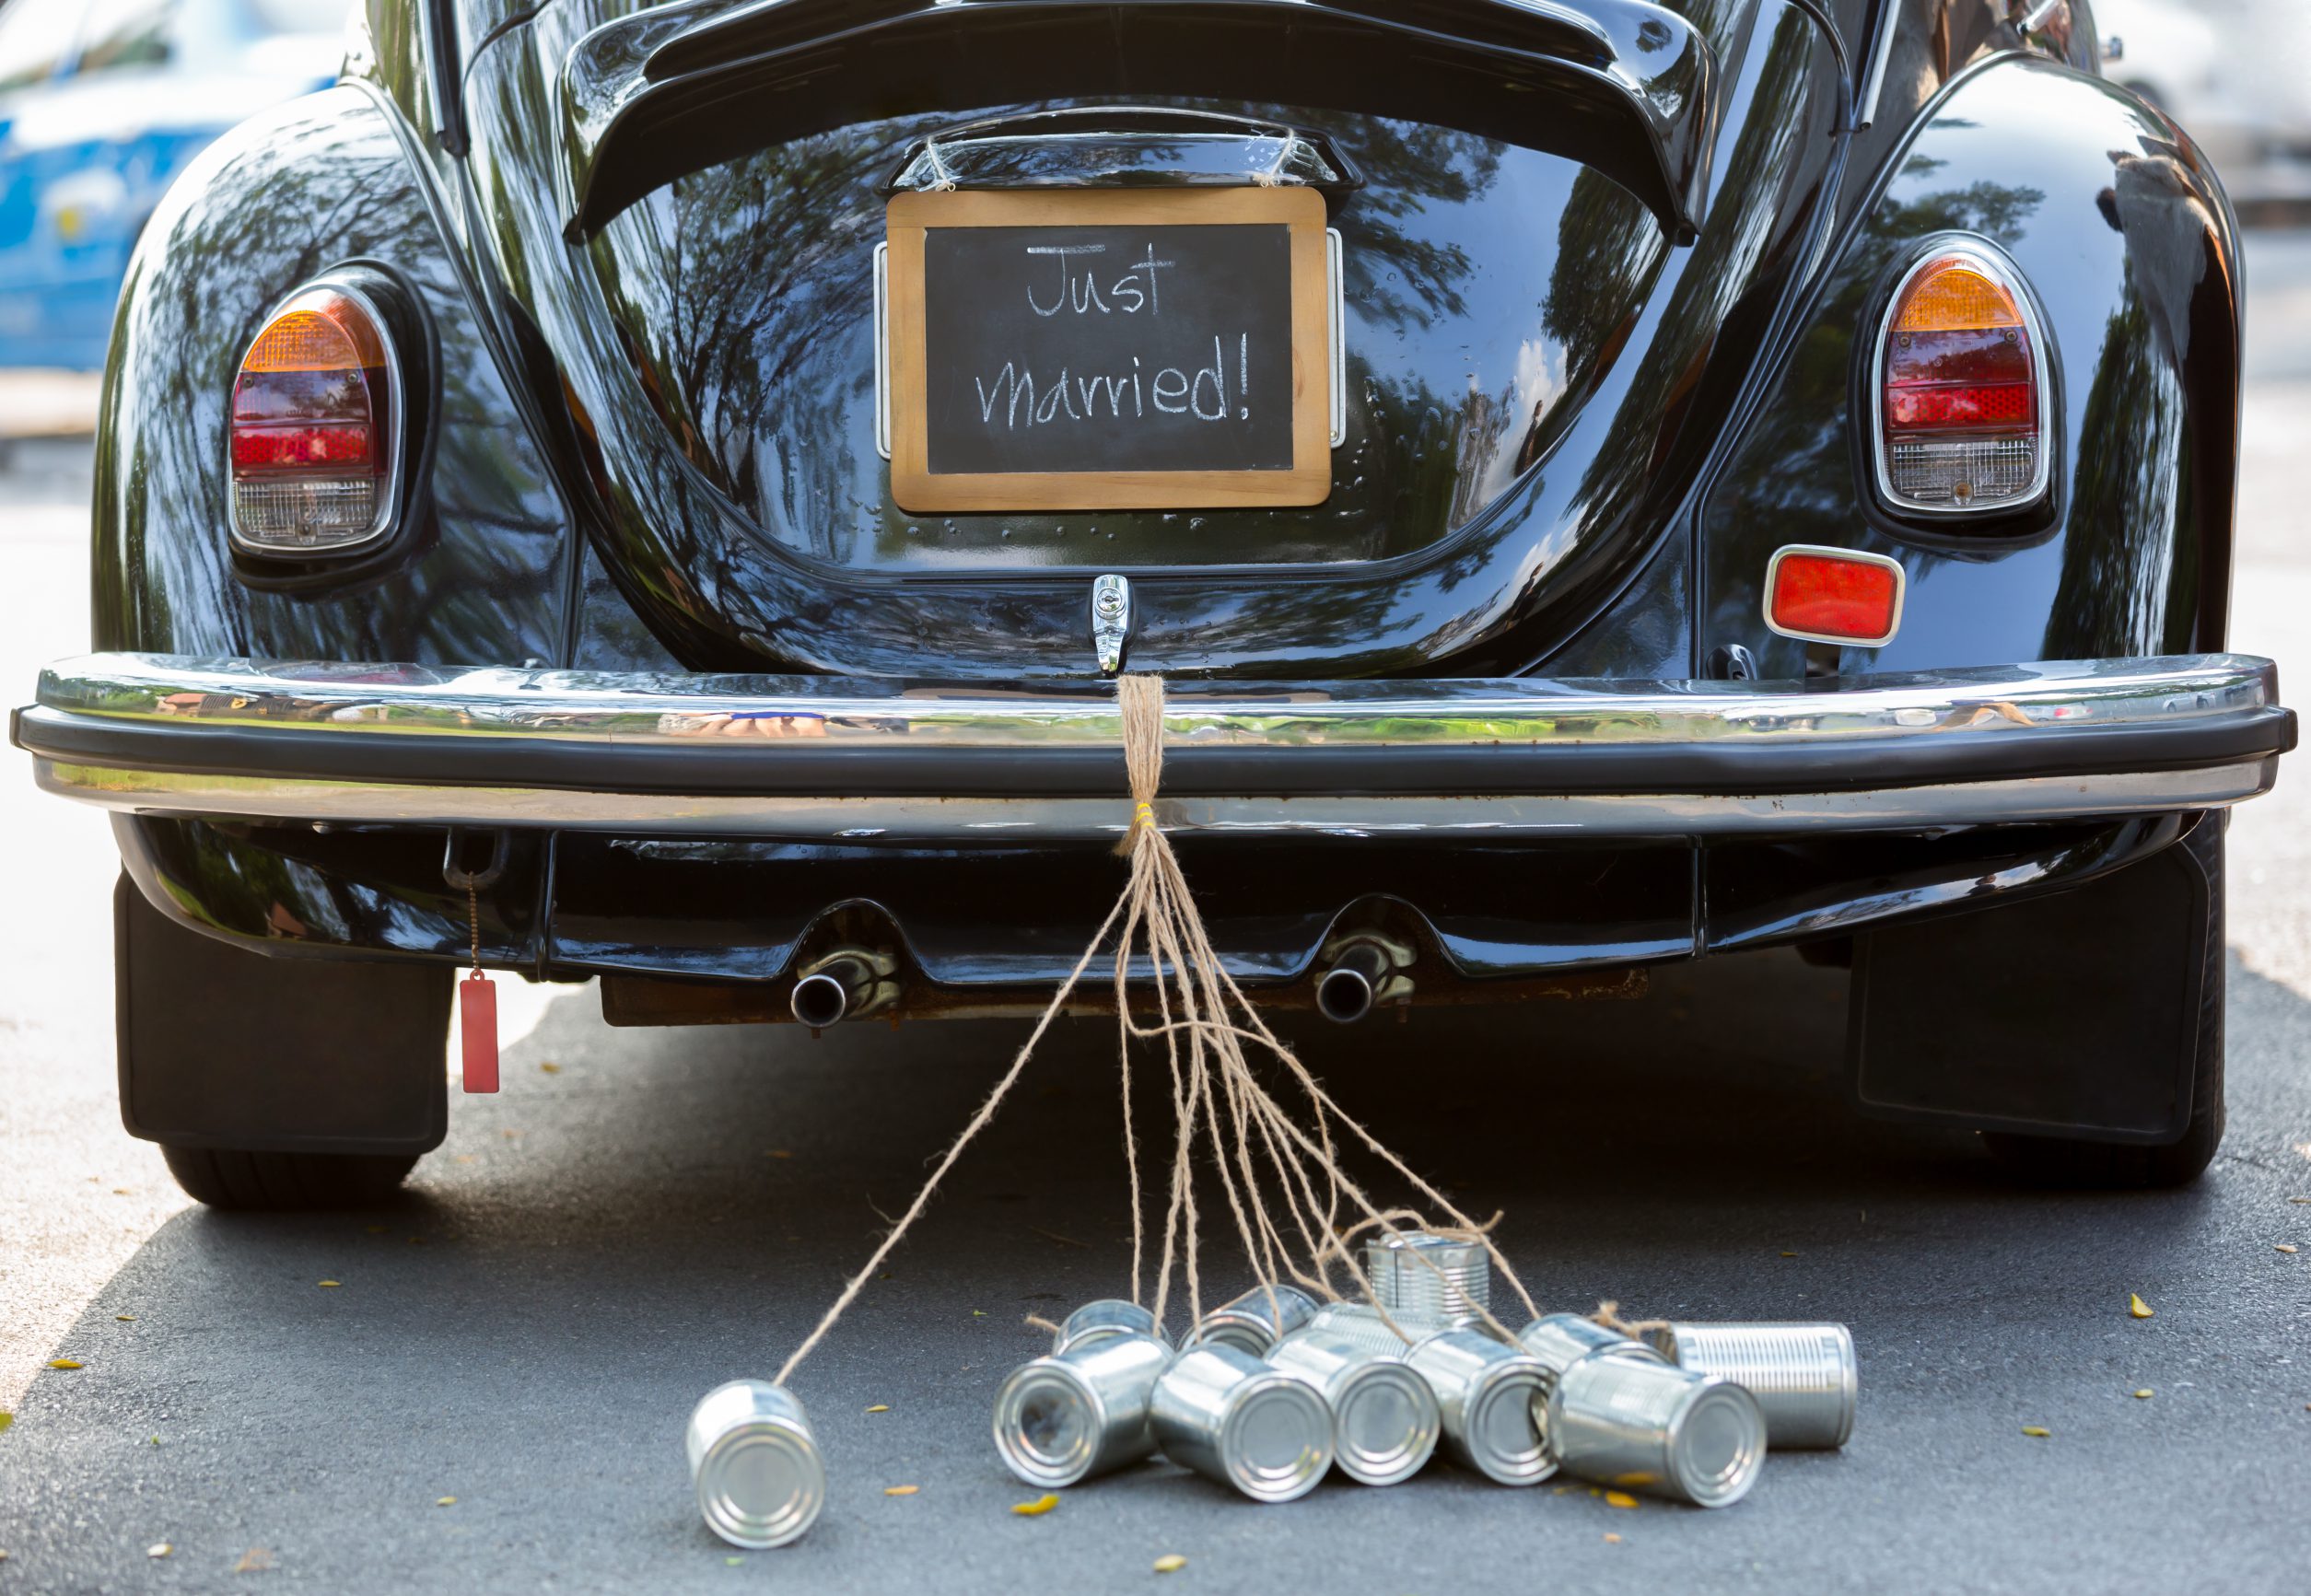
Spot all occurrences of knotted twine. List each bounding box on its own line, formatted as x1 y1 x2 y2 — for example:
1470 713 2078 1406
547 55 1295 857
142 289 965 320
771 675 1583 1391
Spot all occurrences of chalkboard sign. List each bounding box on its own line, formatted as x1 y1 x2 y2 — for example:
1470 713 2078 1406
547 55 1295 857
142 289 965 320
884 188 1333 513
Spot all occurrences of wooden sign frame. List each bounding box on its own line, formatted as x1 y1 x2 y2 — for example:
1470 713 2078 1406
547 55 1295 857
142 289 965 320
884 186 1334 514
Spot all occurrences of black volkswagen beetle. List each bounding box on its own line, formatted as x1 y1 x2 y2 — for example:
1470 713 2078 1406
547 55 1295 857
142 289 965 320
9 0 2295 1206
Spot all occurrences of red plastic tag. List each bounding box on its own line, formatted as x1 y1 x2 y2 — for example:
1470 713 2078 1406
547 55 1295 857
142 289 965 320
461 973 499 1094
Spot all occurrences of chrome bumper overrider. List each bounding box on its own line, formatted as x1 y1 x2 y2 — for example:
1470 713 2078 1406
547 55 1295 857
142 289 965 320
11 653 2293 840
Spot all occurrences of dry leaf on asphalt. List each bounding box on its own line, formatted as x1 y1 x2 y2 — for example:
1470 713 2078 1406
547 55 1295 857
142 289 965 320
1011 1494 1060 1517
1605 1490 1639 1509
2133 1389 2154 1399
1604 1533 1623 1544
2022 1426 2051 1438
0 1415 9 1434
436 1497 457 1507
539 1062 561 1074
234 1547 271 1574
114 1314 134 1322
2278 1245 2299 1254
865 1404 890 1414
45 1359 80 1370
146 1544 170 1558
2129 1294 2154 1319
318 1280 341 1289
884 1485 919 1497
1153 1554 1187 1574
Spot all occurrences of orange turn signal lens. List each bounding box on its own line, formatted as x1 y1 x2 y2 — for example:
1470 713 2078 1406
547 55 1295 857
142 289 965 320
1891 260 2026 333
1764 546 1905 647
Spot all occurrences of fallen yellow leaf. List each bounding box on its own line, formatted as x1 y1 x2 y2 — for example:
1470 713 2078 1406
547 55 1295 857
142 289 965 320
2133 1388 2154 1399
1011 1494 1060 1517
2277 1244 2299 1255
1605 1490 1640 1509
146 1544 171 1558
539 1062 562 1074
2022 1426 2051 1438
1153 1554 1187 1574
1780 1251 1797 1258
0 1414 11 1434
865 1404 890 1414
2291 1196 2311 1205
318 1280 341 1289
2128 1294 2154 1319
234 1547 271 1574
45 1359 81 1370
884 1485 919 1497
114 1314 134 1322
1604 1533 1623 1544
437 1497 457 1508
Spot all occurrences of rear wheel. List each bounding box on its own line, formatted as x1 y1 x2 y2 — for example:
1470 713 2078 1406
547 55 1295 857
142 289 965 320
1981 821 2226 1190
158 1146 418 1210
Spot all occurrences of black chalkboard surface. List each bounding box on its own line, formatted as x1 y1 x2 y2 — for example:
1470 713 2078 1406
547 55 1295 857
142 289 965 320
886 188 1333 514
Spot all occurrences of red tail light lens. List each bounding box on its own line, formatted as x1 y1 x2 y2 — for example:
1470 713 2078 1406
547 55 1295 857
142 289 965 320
1765 545 1906 647
229 285 399 553
1873 246 2048 517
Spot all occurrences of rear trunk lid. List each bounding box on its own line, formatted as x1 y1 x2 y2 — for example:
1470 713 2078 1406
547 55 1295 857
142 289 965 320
464 0 1844 677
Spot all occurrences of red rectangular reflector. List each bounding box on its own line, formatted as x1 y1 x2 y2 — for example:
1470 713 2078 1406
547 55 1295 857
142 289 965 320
1766 547 1904 647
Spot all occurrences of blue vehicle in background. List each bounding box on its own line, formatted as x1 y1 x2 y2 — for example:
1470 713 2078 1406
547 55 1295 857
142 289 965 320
0 0 344 370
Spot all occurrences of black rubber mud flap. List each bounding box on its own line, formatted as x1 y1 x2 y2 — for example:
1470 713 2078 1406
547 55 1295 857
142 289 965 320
116 876 452 1155
1848 828 2211 1145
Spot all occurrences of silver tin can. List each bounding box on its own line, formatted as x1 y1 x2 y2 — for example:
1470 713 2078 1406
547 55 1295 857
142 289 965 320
1405 1329 1556 1485
1548 1357 1766 1509
994 1331 1173 1488
685 1380 825 1550
1644 1322 1857 1450
1302 1300 1456 1357
1267 1328 1441 1486
1189 1283 1320 1357
1364 1233 1491 1324
1150 1344 1334 1503
1051 1299 1171 1356
1514 1312 1668 1379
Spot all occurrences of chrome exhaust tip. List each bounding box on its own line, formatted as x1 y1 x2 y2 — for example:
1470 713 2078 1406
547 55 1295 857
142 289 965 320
790 972 853 1030
1316 943 1391 1025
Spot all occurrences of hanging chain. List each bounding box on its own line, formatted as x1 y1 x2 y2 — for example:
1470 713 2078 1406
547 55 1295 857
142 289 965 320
467 880 481 973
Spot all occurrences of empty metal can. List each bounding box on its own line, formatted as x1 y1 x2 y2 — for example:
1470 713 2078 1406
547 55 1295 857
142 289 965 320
1548 1357 1766 1508
1405 1329 1556 1485
1513 1311 1667 1380
994 1331 1173 1488
1150 1344 1334 1503
1051 1299 1171 1355
1190 1283 1320 1356
685 1380 825 1550
1267 1327 1441 1486
1643 1322 1857 1450
1364 1233 1491 1324
1302 1300 1456 1357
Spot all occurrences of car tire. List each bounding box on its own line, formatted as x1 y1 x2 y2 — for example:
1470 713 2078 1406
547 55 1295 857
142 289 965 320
158 1145 418 1210
1980 821 2226 1190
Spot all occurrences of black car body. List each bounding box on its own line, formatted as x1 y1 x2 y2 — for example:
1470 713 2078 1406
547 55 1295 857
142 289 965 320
10 0 2295 1206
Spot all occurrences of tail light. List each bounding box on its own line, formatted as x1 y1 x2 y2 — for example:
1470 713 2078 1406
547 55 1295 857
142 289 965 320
1764 545 1905 647
229 282 402 553
1873 244 2048 517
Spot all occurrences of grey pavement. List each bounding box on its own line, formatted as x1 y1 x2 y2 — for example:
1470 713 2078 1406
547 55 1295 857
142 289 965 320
4 229 2311 1590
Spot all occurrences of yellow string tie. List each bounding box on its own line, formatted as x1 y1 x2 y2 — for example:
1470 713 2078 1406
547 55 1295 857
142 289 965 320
1134 801 1157 832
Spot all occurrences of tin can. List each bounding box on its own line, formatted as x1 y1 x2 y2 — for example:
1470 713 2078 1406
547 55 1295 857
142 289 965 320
685 1380 825 1550
1643 1322 1857 1450
994 1331 1173 1488
1189 1283 1320 1356
1404 1329 1556 1485
1150 1344 1334 1503
1267 1328 1441 1485
1364 1233 1491 1324
1051 1299 1171 1356
1513 1311 1667 1379
1302 1300 1456 1357
1547 1357 1766 1508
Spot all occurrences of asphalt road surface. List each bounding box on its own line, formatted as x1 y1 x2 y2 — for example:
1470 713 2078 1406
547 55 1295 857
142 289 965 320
6 235 2311 1592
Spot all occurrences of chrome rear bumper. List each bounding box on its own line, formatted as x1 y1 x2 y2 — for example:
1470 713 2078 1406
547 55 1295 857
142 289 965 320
11 653 2293 840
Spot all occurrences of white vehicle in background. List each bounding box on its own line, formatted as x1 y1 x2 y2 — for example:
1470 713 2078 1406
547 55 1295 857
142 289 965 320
2095 0 2311 175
